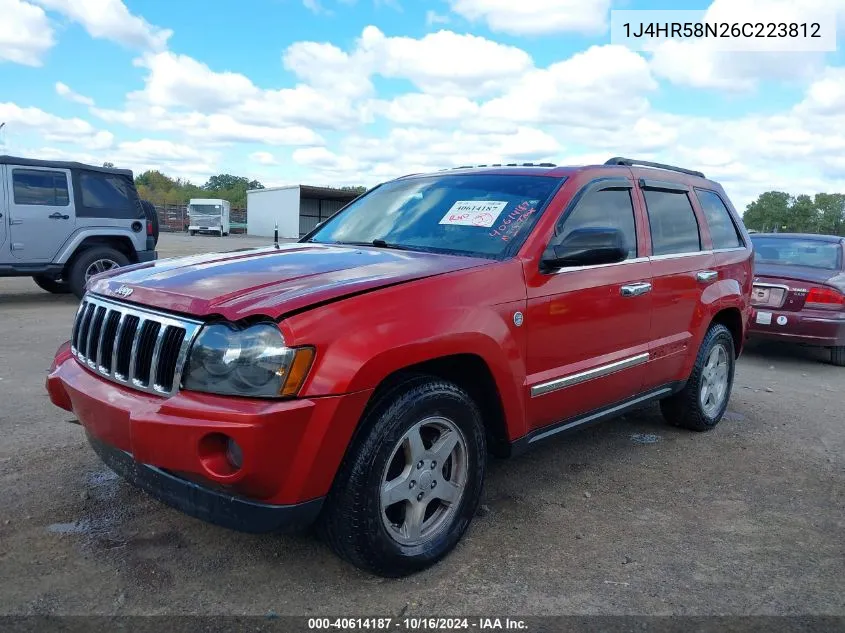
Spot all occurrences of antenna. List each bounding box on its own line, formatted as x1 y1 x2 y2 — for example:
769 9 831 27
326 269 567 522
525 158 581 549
274 221 279 248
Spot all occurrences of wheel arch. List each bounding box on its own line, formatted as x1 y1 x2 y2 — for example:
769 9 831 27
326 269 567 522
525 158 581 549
710 306 744 358
56 231 142 267
356 354 514 459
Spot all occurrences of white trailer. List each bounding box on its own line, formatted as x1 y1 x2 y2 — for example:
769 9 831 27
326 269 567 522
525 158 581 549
187 198 231 236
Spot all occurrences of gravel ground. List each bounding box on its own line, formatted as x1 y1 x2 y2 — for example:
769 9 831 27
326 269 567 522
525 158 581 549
0 233 843 617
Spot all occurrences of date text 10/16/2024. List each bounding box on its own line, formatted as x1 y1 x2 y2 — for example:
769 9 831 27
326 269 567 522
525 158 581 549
307 617 529 630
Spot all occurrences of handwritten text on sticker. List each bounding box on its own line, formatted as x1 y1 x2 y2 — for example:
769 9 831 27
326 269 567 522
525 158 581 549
439 201 508 228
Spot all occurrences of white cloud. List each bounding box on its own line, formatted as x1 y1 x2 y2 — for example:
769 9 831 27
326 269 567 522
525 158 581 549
55 81 94 106
359 26 533 96
481 45 656 128
448 0 611 35
250 151 279 165
426 10 450 25
130 52 259 110
647 0 844 91
0 0 54 66
0 101 113 149
285 26 533 99
32 0 171 51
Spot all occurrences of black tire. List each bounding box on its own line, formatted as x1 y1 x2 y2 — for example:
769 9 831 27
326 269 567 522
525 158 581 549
831 346 845 367
32 274 71 294
317 376 487 577
67 246 131 299
189 230 196 236
140 200 159 247
660 323 736 432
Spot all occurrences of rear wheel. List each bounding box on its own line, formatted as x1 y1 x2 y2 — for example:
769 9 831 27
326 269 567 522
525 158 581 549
831 346 845 367
660 323 736 431
318 377 486 577
68 246 130 298
32 274 71 294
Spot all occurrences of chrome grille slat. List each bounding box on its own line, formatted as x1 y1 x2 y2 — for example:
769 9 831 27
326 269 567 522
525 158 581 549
111 312 128 381
149 326 168 391
127 316 146 385
69 294 203 397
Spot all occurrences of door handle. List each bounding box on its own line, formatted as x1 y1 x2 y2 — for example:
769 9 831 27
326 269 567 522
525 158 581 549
697 270 718 283
620 282 652 297
49 212 70 220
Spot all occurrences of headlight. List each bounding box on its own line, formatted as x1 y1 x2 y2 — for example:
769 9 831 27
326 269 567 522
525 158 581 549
182 322 314 398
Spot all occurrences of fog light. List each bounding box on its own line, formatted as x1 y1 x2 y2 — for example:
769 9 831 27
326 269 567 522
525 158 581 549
226 438 243 469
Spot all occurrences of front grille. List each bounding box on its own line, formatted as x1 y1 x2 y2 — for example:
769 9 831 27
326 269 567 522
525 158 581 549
70 294 203 397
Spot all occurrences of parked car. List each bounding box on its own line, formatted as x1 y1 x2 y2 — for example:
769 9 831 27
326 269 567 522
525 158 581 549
46 157 753 577
747 232 845 365
0 155 158 298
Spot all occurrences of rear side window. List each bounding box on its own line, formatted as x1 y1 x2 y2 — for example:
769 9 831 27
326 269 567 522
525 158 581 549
696 189 743 249
80 172 132 210
643 188 702 256
12 169 70 206
557 188 638 259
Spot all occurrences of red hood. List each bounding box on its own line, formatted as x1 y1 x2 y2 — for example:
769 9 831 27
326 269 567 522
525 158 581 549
87 243 488 321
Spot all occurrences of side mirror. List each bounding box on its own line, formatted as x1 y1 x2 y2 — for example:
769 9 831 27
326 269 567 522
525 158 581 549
541 226 629 270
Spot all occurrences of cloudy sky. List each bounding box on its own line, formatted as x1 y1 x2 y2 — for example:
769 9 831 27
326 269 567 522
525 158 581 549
2 0 845 212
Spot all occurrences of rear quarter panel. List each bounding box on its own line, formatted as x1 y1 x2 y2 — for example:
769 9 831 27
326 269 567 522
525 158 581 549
281 259 531 441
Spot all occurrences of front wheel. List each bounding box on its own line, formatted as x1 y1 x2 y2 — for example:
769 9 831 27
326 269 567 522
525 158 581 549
67 246 131 298
660 323 736 431
318 377 487 577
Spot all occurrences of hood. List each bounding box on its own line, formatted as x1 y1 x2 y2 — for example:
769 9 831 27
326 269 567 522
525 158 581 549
87 243 488 321
754 262 845 291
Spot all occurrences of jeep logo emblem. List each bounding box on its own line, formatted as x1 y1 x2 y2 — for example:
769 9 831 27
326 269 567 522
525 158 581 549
113 285 133 298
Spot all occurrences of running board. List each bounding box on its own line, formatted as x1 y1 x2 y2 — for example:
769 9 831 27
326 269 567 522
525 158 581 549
509 382 685 457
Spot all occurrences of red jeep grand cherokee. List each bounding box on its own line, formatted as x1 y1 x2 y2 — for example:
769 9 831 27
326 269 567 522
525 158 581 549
46 158 753 577
747 233 845 366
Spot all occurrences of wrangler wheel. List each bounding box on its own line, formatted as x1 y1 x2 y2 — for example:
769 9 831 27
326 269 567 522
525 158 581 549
318 377 486 577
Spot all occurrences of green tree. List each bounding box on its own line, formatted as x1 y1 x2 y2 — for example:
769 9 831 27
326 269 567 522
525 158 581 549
102 161 115 168
790 194 819 233
340 185 367 194
743 191 792 232
814 193 845 235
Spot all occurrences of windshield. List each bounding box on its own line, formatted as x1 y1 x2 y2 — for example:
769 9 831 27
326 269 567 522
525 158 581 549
305 174 563 259
189 204 222 215
752 236 842 270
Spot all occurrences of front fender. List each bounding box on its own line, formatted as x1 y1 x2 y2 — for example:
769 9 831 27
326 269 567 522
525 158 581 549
282 261 529 440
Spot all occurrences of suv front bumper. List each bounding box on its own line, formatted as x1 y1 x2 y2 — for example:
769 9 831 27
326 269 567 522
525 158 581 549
46 341 373 533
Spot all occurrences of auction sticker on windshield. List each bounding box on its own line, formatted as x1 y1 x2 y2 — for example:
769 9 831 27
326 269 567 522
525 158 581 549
439 201 508 227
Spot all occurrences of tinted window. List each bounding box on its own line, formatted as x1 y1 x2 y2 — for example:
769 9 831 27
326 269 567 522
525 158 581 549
696 189 743 249
307 174 562 259
643 189 701 256
557 188 638 259
12 169 69 206
80 172 132 210
751 236 842 270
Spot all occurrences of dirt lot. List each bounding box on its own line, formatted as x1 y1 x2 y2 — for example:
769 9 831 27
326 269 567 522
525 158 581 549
0 233 843 616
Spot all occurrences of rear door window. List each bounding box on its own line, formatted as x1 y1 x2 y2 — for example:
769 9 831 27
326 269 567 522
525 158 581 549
695 189 743 249
643 188 702 256
12 169 70 206
80 172 132 210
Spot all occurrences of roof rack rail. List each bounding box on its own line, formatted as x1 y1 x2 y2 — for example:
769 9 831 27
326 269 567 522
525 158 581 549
446 162 558 170
604 157 705 179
